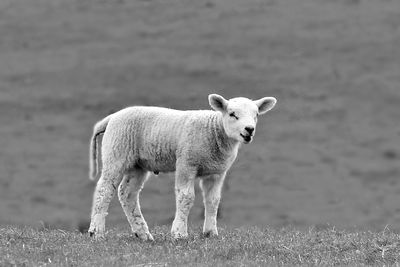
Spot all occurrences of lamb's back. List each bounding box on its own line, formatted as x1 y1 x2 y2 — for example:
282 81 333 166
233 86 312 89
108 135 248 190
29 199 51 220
109 106 217 172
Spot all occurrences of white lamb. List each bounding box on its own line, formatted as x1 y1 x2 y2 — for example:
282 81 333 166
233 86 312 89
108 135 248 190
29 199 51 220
88 94 276 240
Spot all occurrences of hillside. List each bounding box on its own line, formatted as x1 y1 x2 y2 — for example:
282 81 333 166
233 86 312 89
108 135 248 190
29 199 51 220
0 0 399 232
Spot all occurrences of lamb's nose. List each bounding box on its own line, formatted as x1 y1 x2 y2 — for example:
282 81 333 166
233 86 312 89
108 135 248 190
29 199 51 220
245 126 254 135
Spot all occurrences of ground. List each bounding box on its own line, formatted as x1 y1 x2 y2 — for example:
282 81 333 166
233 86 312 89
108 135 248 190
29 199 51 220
2 225 400 266
0 0 400 232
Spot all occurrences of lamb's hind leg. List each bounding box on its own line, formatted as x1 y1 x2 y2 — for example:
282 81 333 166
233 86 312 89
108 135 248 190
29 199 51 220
118 168 153 241
89 167 123 238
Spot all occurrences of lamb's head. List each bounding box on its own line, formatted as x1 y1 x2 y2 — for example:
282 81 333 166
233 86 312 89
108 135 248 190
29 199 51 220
209 94 276 144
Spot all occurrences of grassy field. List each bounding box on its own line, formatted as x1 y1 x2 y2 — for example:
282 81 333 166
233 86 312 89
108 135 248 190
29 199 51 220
1 225 400 266
0 0 400 236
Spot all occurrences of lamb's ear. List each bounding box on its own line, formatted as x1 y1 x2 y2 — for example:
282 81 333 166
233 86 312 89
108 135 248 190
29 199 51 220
254 97 277 115
208 94 228 112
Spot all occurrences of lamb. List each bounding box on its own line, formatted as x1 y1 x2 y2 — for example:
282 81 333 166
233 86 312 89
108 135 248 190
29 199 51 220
88 94 277 240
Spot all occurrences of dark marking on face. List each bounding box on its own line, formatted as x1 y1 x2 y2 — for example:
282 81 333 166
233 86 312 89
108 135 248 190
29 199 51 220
229 112 239 120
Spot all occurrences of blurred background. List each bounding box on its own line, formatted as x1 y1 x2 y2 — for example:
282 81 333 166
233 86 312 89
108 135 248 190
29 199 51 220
0 0 399 233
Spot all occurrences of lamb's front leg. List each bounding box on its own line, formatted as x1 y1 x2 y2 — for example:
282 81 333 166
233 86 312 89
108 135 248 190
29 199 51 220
199 172 226 237
171 166 196 239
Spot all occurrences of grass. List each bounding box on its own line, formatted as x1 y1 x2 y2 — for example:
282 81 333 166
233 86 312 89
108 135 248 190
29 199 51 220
1 225 400 266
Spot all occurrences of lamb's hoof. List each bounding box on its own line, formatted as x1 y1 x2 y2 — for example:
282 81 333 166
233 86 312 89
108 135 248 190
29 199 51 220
203 230 218 238
171 230 188 240
88 227 105 240
134 231 154 241
88 214 106 239
88 231 105 240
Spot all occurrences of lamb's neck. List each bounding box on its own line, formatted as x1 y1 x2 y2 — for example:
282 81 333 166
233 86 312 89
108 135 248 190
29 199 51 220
210 112 240 155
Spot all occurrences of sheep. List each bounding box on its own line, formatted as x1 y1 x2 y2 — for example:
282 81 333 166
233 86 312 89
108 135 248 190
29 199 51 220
88 94 277 240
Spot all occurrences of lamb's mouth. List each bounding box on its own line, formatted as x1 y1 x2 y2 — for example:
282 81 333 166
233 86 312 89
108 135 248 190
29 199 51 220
240 134 252 143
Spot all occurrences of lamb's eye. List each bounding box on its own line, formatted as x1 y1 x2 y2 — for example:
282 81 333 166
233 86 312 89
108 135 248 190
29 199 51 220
229 112 238 120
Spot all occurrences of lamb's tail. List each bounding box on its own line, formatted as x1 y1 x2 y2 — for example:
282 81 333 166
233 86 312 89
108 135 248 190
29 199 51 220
89 115 112 181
